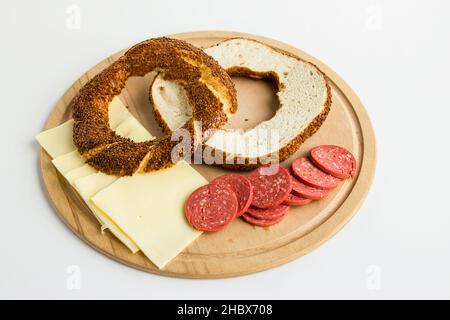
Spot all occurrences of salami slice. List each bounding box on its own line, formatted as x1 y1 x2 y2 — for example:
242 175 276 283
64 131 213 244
184 184 237 232
246 204 290 220
242 211 287 227
291 174 330 200
283 194 312 206
310 145 356 179
291 157 340 190
247 165 293 209
211 174 253 217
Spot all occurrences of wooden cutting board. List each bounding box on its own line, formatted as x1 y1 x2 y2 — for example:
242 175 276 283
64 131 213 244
39 31 376 278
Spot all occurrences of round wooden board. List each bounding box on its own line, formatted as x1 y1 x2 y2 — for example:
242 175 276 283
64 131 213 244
40 31 376 278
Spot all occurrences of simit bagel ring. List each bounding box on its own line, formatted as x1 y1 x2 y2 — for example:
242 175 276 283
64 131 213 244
71 37 237 176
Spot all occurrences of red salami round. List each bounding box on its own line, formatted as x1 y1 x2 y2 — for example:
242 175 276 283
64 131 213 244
211 174 253 217
184 184 237 232
283 194 312 206
310 145 356 179
247 165 293 209
246 204 290 220
292 157 340 190
242 211 287 227
291 175 330 200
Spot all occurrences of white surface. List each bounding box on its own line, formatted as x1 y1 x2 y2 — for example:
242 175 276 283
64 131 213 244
1 0 449 299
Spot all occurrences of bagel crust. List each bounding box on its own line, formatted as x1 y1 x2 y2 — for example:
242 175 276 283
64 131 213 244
71 37 237 176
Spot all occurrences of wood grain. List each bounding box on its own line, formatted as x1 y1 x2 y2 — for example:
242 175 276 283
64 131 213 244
39 31 376 278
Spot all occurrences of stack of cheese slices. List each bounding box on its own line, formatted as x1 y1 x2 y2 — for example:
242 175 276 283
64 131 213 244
37 98 206 269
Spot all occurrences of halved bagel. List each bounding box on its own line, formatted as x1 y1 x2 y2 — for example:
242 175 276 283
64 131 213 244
150 38 332 169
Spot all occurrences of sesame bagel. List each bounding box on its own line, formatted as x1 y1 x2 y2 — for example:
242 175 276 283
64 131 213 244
71 37 237 175
150 38 331 170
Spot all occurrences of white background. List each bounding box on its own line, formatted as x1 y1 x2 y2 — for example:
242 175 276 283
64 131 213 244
1 0 449 299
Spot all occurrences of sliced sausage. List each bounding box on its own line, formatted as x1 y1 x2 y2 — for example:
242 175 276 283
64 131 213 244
246 204 290 220
247 164 292 209
184 183 237 232
283 194 312 206
292 157 340 190
310 145 356 179
242 211 287 227
211 174 253 217
291 174 330 200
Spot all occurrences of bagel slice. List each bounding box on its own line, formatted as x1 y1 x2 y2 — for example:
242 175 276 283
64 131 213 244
150 38 331 169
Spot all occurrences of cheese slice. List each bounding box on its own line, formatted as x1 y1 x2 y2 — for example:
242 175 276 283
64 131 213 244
91 162 205 269
65 164 97 183
56 163 104 226
113 116 143 137
128 126 153 142
36 120 75 158
52 151 85 174
108 96 131 128
73 172 140 253
37 97 132 158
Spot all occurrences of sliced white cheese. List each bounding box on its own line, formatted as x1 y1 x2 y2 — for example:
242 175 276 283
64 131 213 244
108 96 131 129
36 120 76 158
37 98 143 254
73 172 140 253
37 97 132 158
128 126 153 142
70 124 154 254
52 151 86 174
38 97 206 267
91 162 205 269
69 118 155 253
65 164 97 183
60 164 104 226
113 116 142 137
